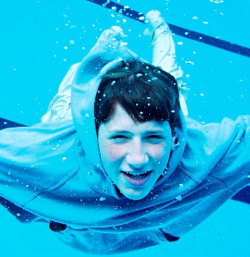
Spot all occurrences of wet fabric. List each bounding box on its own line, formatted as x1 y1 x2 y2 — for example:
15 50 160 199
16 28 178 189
0 25 249 254
41 14 187 124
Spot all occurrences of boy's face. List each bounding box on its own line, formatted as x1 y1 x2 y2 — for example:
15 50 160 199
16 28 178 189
98 103 174 200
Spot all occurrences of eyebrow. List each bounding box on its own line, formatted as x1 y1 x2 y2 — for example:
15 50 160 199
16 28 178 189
109 130 131 134
109 130 165 134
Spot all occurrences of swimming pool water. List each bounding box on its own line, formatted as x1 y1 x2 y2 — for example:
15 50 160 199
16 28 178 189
0 1 249 256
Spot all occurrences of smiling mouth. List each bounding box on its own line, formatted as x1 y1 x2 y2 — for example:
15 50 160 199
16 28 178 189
121 170 152 186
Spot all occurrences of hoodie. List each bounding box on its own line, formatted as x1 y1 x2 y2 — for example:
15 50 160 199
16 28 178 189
0 28 249 254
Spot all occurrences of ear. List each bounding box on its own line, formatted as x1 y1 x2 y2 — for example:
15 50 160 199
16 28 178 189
171 131 178 151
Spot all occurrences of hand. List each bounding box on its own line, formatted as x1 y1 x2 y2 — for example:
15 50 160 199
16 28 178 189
145 10 165 30
95 26 127 50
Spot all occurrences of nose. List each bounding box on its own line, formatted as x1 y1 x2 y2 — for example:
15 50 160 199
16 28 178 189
126 138 149 169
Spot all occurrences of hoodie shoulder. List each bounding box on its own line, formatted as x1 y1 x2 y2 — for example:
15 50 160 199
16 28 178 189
181 116 250 183
0 120 80 207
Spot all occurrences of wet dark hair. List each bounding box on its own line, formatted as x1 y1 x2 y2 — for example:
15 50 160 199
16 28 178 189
94 59 181 132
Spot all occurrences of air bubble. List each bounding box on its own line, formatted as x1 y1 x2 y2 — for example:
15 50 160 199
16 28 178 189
185 60 194 65
176 195 182 201
210 0 224 3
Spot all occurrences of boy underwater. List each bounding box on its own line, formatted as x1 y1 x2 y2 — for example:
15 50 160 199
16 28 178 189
0 10 249 254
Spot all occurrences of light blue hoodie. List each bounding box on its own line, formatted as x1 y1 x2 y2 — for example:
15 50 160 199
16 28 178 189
0 32 249 254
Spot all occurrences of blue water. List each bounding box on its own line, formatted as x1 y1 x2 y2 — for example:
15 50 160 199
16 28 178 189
0 0 249 256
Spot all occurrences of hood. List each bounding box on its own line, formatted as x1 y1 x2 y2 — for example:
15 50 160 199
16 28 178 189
70 28 187 198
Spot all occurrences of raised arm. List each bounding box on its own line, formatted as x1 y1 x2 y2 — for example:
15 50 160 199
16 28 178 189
41 63 79 122
145 10 188 115
42 13 188 123
41 26 126 123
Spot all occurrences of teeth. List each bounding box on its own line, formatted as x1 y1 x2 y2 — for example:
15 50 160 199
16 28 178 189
122 170 151 176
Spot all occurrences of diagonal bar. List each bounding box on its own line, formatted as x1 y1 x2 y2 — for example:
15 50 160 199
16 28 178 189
86 0 250 58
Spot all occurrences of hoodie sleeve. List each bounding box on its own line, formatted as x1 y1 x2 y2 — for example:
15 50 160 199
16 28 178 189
145 10 184 80
0 121 79 209
41 26 128 123
41 63 80 122
145 10 188 116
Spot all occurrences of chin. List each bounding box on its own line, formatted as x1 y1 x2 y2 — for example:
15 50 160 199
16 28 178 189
121 187 151 200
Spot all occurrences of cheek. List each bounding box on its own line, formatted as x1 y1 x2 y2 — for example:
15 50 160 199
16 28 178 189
149 144 170 159
105 144 125 161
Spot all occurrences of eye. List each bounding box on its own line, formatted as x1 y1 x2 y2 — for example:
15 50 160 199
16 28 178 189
111 135 129 144
145 135 165 144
